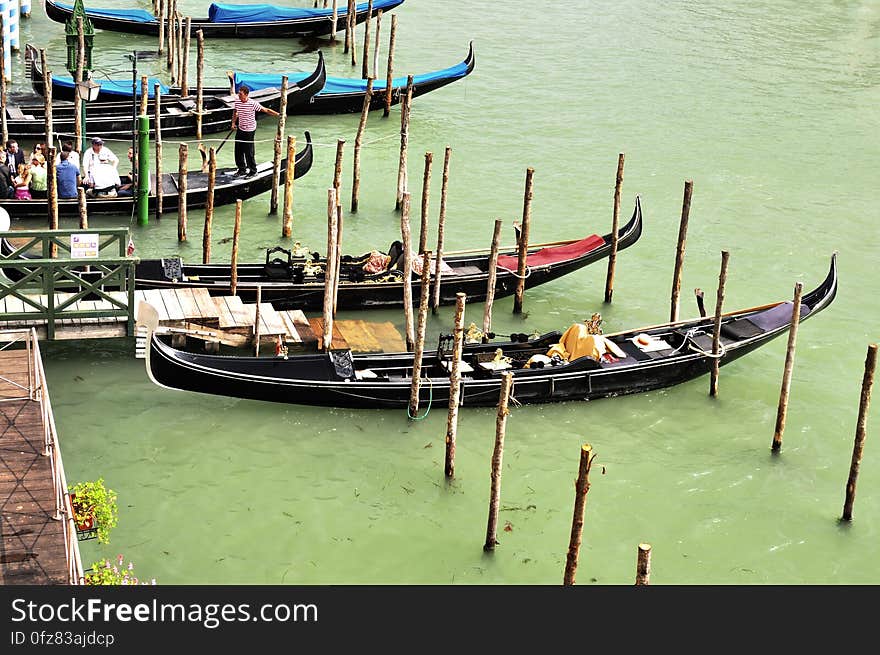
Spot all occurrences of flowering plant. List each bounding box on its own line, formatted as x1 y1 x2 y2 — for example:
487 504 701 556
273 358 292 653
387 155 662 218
68 478 118 544
84 554 157 586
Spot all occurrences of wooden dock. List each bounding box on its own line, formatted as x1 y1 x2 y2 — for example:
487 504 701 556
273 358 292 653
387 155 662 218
0 288 407 353
0 332 82 585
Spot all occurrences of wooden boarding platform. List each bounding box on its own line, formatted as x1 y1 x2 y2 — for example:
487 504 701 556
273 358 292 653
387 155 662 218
0 348 70 584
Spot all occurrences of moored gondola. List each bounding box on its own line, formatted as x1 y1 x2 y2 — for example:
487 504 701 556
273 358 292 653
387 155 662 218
8 45 325 140
44 0 404 38
131 195 643 310
140 254 838 409
0 132 312 220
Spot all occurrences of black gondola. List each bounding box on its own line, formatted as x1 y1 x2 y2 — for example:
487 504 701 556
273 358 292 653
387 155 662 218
29 42 472 117
132 196 643 310
7 45 325 140
45 0 404 38
140 255 838 409
0 131 312 220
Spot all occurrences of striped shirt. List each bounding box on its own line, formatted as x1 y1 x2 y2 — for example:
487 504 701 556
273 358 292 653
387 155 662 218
233 98 263 132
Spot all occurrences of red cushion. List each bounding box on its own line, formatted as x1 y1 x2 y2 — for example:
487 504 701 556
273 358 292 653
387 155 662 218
496 234 605 270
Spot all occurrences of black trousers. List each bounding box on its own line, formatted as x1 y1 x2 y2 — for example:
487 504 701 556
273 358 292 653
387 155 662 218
234 129 257 172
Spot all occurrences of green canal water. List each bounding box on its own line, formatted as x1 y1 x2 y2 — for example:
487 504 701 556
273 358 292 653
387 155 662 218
5 1 878 584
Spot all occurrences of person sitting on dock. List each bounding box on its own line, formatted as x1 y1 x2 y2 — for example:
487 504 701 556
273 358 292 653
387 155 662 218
55 150 81 200
82 137 121 198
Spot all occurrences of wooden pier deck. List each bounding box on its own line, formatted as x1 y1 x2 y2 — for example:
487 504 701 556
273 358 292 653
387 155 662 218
0 343 76 584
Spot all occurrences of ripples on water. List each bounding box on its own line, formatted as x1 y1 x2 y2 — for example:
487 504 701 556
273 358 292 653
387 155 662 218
11 0 879 583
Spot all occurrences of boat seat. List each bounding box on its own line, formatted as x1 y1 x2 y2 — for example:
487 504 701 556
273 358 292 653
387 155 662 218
6 106 33 120
165 107 184 114
178 99 197 111
450 265 483 276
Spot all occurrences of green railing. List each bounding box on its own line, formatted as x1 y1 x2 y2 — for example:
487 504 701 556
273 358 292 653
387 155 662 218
0 229 139 339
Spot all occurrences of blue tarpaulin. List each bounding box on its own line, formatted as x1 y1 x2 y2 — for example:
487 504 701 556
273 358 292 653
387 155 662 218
208 0 402 24
234 58 469 95
52 74 170 99
56 1 156 22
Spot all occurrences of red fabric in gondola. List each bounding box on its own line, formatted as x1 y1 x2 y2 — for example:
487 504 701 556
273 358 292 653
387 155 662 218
496 234 604 270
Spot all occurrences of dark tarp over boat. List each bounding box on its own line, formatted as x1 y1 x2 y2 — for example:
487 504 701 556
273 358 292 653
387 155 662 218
131 196 644 310
140 255 838 409
10 45 325 140
0 132 312 220
44 0 405 38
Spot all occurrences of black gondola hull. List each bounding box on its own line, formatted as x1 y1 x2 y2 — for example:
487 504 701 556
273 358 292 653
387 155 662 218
143 254 838 409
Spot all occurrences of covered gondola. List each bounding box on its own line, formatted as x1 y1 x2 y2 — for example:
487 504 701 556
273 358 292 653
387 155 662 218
0 132 312 220
132 196 644 310
44 0 404 38
140 255 838 409
7 44 325 140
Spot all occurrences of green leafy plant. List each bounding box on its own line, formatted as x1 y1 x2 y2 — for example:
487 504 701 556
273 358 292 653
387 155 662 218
85 554 156 585
68 478 118 545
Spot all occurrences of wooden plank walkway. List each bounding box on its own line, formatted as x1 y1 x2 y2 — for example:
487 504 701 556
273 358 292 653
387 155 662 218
0 349 68 584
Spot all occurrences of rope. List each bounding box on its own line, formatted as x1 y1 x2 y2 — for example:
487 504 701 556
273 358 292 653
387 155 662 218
407 375 433 420
688 339 727 359
497 264 532 280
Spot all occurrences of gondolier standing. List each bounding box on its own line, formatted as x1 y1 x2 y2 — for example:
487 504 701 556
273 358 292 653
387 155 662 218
231 85 280 178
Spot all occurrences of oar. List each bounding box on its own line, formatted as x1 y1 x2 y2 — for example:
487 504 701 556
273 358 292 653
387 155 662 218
215 128 235 155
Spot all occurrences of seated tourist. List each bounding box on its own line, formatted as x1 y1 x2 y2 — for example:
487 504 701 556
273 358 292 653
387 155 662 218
28 153 47 199
55 150 80 199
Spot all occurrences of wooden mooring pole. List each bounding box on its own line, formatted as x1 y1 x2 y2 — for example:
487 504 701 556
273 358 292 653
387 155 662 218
348 0 357 65
604 153 625 303
77 187 88 229
181 17 191 97
157 0 165 55
165 0 173 69
154 85 163 218
269 76 288 215
513 167 534 315
484 371 513 552
343 0 352 53
322 188 339 350
408 250 432 418
46 147 58 233
40 49 53 157
203 147 216 264
282 135 296 237
670 180 694 322
483 219 503 337
361 0 372 79
333 138 345 220
709 250 730 397
771 282 804 452
351 78 372 213
330 0 338 41
372 9 382 81
419 151 432 254
395 75 413 211
431 146 451 313
177 143 188 241
384 14 397 117
254 285 262 356
563 443 597 586
230 199 242 296
401 191 415 350
635 543 652 585
196 29 204 140
841 343 877 522
445 293 466 479
140 76 148 117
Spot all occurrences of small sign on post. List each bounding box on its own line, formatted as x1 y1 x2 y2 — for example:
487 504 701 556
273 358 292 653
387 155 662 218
71 233 99 258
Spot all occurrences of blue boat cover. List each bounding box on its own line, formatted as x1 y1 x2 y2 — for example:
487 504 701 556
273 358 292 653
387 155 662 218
56 1 156 22
234 58 470 95
52 74 170 99
208 0 402 24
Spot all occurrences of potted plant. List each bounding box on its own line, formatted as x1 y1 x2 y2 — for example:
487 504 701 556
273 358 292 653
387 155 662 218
68 478 119 545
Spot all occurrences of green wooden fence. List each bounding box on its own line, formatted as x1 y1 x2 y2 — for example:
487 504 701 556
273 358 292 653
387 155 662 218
0 229 139 339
